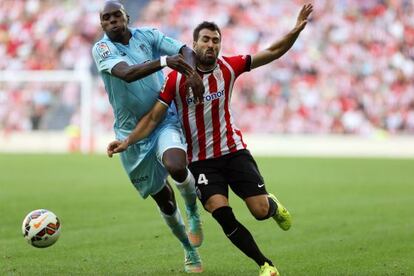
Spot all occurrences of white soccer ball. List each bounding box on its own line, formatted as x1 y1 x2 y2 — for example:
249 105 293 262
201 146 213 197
22 209 61 248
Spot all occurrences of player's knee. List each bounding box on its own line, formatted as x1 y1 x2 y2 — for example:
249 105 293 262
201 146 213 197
204 195 229 213
254 197 276 221
252 205 269 220
163 149 187 172
166 162 186 174
164 160 187 180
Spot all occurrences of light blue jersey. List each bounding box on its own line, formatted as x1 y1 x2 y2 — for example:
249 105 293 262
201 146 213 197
92 27 187 198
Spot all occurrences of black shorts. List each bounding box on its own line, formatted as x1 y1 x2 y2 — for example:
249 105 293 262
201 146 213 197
188 149 267 205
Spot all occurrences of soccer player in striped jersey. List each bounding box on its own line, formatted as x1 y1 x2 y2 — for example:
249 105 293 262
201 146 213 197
107 4 313 275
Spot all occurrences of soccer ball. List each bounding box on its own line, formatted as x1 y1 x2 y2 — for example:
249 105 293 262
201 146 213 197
22 209 61 248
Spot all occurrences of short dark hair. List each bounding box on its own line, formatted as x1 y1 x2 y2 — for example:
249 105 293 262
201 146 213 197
193 21 221 41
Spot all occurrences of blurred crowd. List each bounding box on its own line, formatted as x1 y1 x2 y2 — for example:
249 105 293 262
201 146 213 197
1 0 414 136
0 0 107 133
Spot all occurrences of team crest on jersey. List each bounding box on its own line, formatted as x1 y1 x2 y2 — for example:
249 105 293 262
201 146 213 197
97 42 111 59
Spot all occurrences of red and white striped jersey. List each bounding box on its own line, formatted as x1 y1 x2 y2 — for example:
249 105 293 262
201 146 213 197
158 55 251 163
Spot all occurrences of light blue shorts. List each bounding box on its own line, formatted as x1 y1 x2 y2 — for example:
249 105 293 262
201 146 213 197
119 122 186 198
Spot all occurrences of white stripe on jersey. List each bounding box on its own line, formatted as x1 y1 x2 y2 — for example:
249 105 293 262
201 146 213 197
202 74 215 160
214 68 230 154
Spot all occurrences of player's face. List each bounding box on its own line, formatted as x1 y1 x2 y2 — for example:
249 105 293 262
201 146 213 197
193 29 221 67
100 3 129 41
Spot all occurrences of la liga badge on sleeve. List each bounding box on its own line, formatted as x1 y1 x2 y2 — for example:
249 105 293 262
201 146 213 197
97 42 111 59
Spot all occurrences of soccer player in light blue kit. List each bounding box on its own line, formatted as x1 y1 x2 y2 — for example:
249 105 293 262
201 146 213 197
92 1 203 273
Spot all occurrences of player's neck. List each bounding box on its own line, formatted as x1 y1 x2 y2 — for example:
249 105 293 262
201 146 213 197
197 63 217 73
120 31 132 45
110 30 132 45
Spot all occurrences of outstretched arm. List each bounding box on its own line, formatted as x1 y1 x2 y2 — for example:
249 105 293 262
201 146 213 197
111 54 194 83
107 101 168 157
251 3 313 70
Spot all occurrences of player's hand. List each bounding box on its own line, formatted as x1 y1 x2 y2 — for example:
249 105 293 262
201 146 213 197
166 54 194 76
185 72 204 104
107 139 128 158
295 3 313 32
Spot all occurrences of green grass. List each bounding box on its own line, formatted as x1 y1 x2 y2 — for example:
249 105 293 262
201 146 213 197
1 154 413 275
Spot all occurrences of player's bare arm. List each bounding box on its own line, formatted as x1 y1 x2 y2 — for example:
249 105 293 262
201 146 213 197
111 54 194 83
180 46 205 104
107 101 168 157
251 3 313 69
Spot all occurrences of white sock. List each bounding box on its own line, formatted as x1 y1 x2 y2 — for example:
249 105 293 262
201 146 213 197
174 169 197 210
159 207 192 250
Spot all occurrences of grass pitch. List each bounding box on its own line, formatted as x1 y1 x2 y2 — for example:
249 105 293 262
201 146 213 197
1 154 413 275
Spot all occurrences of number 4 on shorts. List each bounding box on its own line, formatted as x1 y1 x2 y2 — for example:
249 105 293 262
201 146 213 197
197 174 208 185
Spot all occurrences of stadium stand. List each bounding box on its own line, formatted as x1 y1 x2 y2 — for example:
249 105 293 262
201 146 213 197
1 0 414 136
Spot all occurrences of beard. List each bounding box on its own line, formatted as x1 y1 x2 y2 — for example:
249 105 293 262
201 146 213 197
199 52 217 66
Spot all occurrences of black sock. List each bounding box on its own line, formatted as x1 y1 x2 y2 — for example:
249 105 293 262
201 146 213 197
212 206 273 266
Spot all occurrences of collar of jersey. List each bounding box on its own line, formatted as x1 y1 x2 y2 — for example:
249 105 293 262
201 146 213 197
196 64 217 74
102 27 136 45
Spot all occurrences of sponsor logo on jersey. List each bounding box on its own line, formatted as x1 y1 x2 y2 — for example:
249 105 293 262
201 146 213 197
186 89 225 105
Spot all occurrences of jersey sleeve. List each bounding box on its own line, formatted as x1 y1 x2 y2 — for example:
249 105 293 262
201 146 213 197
91 41 124 74
158 73 177 107
222 55 252 78
143 27 184 56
